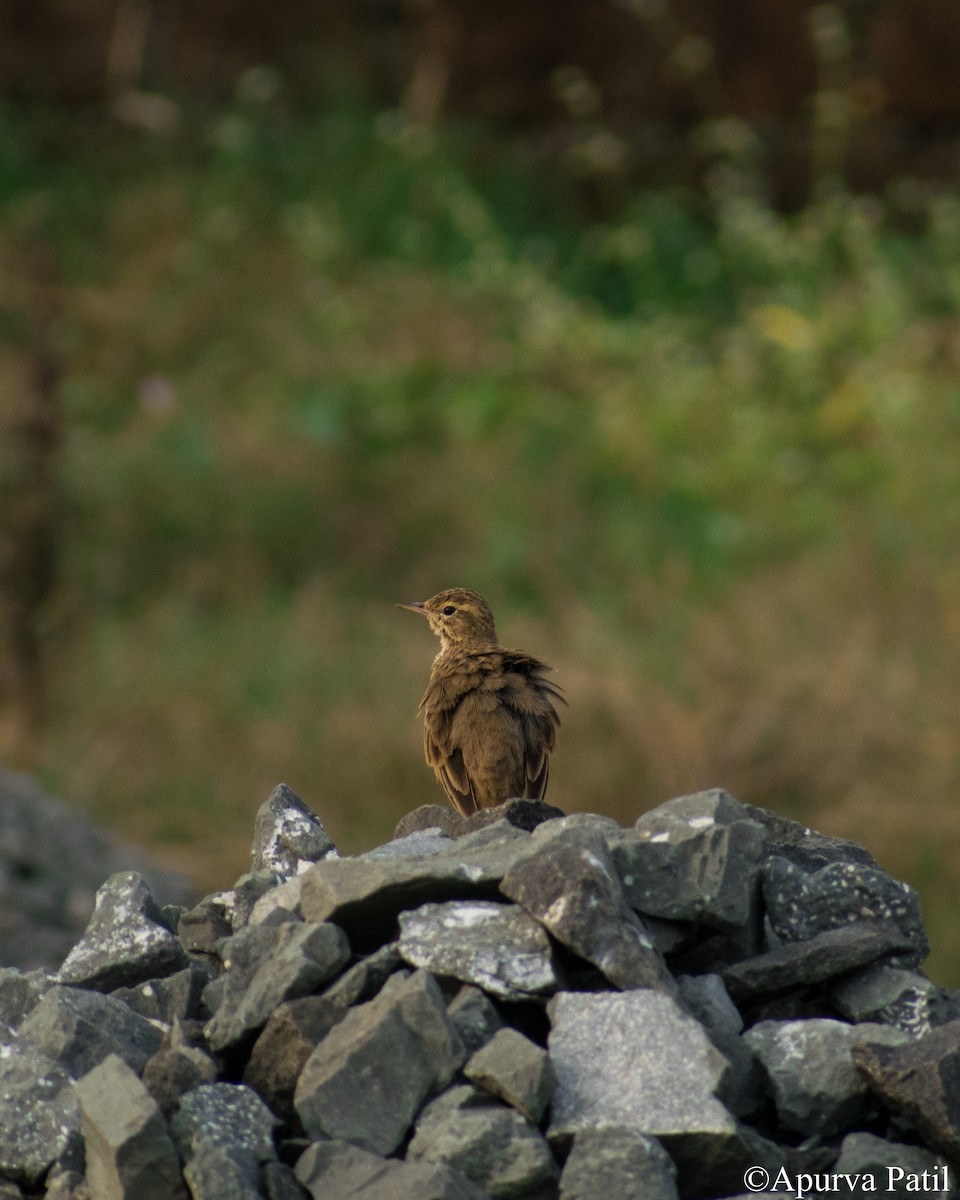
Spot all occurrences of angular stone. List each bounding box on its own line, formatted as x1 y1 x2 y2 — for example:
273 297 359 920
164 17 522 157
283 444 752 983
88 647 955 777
170 1083 277 1200
721 921 916 1002
832 1131 951 1195
743 1019 909 1136
853 1020 960 1159
501 835 672 992
142 1021 219 1116
559 1128 679 1200
0 968 54 1028
830 963 943 1035
248 875 308 927
294 969 464 1155
743 804 880 872
244 995 346 1121
18 984 164 1078
75 1053 187 1200
113 965 209 1023
458 797 566 835
669 1124 785 1200
321 943 402 1008
616 795 767 930
205 920 350 1051
677 974 761 1117
447 985 504 1055
364 831 454 861
177 899 232 956
394 805 467 840
56 872 187 993
637 788 750 828
262 1161 308 1200
297 834 532 946
408 1084 559 1199
763 856 929 965
548 990 735 1142
228 870 284 929
252 784 337 881
0 1046 78 1185
463 1027 555 1122
397 901 557 1001
295 1138 488 1200
39 1167 86 1200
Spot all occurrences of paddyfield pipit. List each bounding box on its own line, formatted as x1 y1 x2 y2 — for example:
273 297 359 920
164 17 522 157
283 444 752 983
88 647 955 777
398 588 564 816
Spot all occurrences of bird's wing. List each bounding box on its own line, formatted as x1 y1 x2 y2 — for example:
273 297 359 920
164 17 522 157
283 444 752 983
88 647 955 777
424 728 478 817
492 651 564 799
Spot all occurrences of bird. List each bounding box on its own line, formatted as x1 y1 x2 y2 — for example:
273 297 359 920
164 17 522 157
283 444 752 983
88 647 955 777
398 587 564 816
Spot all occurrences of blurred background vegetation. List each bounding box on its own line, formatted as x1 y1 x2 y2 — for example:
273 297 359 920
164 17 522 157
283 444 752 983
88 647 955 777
3 0 960 983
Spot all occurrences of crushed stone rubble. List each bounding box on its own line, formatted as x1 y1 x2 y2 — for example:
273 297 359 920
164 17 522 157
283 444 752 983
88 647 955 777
0 781 957 1199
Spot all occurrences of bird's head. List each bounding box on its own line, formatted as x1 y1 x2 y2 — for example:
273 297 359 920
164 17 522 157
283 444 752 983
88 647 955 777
398 588 498 649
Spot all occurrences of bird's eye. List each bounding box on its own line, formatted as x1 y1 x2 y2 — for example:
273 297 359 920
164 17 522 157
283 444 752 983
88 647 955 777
442 605 456 616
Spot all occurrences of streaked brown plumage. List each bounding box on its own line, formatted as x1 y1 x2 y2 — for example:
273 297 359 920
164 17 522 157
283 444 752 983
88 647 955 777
398 588 564 816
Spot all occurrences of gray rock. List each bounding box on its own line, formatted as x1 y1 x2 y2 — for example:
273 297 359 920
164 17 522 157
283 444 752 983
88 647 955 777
744 1018 909 1136
295 1138 488 1200
142 1024 219 1117
394 805 467 839
244 995 346 1121
297 834 532 946
853 1020 960 1160
408 1084 559 1199
398 900 557 1000
205 920 350 1051
763 856 929 965
616 796 767 930
394 798 565 844
721 921 917 1002
742 803 880 872
320 943 402 1008
447 985 504 1055
56 872 188 992
170 1083 277 1200
548 990 735 1142
18 984 164 1078
40 1167 87 1200
177 898 232 957
294 969 465 1154
112 965 208 1023
251 784 337 881
262 1161 309 1200
833 1131 952 1198
248 875 308 926
0 967 54 1027
364 831 454 860
671 1122 785 1200
75 1053 187 1200
500 834 673 992
677 973 762 1117
229 870 284 929
463 1027 555 1122
637 788 750 829
458 797 566 835
558 1129 679 1200
830 964 942 1035
0 1046 79 1185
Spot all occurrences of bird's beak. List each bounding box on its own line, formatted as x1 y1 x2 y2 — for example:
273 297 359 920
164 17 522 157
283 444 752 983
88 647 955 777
397 601 427 615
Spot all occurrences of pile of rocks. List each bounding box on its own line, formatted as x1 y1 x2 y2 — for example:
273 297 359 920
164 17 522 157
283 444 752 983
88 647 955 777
0 784 957 1199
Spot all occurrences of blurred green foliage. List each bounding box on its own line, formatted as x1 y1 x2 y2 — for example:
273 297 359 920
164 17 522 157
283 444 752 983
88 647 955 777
3 87 960 982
